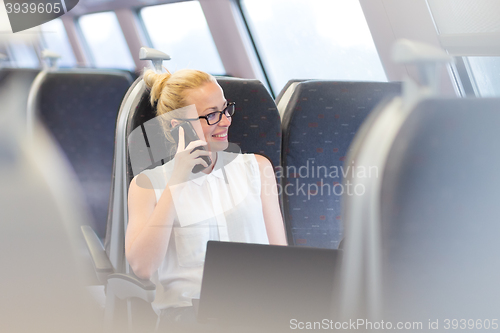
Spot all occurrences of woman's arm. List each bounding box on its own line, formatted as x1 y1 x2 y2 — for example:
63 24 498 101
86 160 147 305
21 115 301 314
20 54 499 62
255 154 288 245
126 174 176 280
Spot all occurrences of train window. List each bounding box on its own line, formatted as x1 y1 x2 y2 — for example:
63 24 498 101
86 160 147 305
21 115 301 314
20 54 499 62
78 12 135 70
140 1 225 75
40 19 77 68
8 40 39 68
239 0 387 93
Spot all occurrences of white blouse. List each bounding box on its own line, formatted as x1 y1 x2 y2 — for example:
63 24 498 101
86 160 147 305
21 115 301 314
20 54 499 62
140 151 269 313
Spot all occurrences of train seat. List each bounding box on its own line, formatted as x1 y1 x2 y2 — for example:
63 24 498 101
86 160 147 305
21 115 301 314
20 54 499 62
337 39 500 323
281 80 401 248
119 75 282 257
380 97 500 321
341 96 500 324
122 76 282 253
86 49 283 329
275 79 309 120
0 96 101 333
27 69 134 240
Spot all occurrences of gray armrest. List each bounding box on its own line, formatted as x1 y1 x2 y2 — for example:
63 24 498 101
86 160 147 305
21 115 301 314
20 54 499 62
81 225 113 283
107 273 156 302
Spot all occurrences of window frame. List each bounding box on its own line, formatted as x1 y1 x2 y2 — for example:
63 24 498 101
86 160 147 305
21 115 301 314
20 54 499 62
137 0 227 76
235 0 275 97
7 40 41 68
39 18 78 68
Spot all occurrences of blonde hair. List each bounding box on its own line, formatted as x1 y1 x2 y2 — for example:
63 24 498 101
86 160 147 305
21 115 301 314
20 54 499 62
143 68 216 143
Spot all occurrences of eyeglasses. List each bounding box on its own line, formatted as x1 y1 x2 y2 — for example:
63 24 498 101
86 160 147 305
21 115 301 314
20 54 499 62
177 102 235 126
199 102 235 125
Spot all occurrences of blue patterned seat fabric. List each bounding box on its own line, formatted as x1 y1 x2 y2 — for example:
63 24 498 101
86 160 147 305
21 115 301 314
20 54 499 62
217 78 281 169
37 71 133 239
282 80 401 248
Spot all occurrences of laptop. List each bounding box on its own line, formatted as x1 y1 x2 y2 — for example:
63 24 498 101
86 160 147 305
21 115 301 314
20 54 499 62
197 241 342 330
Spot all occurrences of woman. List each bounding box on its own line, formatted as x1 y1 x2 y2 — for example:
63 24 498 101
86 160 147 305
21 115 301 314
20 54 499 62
125 69 287 324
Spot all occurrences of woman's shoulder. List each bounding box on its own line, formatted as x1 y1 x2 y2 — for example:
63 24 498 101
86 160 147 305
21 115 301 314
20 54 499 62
252 154 272 167
138 159 175 184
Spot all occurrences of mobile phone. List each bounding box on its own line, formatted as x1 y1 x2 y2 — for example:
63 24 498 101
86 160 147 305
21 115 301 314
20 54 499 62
171 121 211 173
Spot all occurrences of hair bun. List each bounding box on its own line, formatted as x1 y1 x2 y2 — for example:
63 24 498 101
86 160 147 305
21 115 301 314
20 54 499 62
143 69 172 106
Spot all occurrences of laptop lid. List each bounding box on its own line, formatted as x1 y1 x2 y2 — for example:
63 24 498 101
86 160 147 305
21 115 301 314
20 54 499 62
197 241 341 329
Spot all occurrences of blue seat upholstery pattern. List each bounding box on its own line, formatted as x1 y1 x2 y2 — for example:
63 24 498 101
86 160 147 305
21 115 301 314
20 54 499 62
36 71 133 239
379 98 500 320
282 81 401 248
217 78 281 169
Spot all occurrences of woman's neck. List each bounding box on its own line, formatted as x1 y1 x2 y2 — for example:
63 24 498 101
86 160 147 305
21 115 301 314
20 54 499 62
201 151 217 174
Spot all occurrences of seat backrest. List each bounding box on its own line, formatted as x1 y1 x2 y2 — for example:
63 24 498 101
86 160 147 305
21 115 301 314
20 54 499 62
1 111 100 333
339 96 500 321
217 77 281 168
105 76 281 270
28 69 133 239
281 80 401 248
378 98 500 321
275 79 309 119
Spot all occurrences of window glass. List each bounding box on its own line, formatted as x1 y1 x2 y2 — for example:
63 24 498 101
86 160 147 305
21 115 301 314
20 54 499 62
9 41 39 68
40 19 76 67
79 12 135 70
240 0 387 93
140 1 225 75
466 56 500 97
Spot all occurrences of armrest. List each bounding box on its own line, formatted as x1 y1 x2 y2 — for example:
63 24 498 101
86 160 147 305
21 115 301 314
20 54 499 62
107 273 156 303
81 225 113 283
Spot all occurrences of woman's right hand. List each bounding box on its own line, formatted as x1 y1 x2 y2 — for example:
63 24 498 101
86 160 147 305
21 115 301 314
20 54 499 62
169 126 210 185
